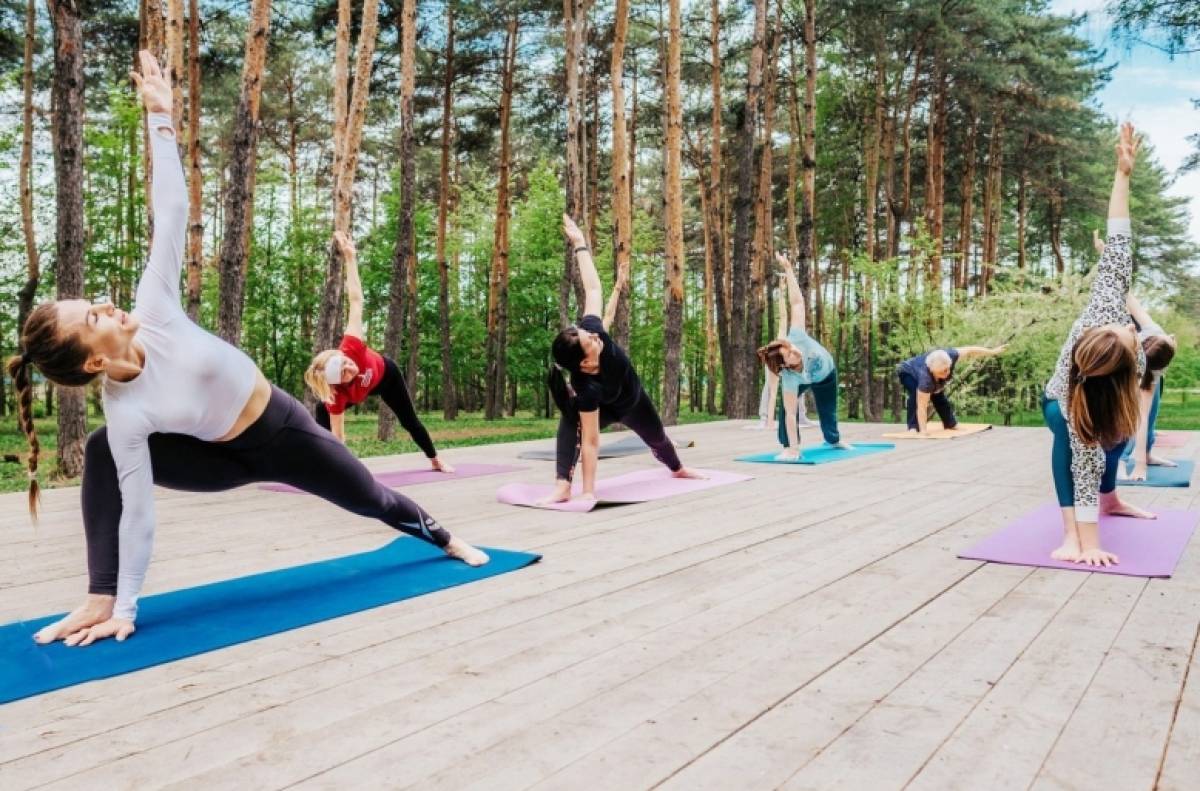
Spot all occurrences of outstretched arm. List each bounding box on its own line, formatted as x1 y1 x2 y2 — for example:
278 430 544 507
956 345 1006 361
1125 293 1153 330
132 50 187 322
564 215 604 321
334 232 365 340
775 252 806 332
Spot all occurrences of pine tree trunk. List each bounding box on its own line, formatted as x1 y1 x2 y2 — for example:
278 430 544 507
140 0 166 236
484 15 518 420
48 0 87 478
661 0 685 425
981 111 1004 296
802 0 818 334
860 52 886 422
184 0 204 320
706 0 730 410
17 0 39 335
437 3 458 420
957 107 978 296
729 0 767 418
561 0 590 325
924 59 947 300
1017 156 1028 271
314 0 354 354
166 0 184 132
610 0 633 349
382 0 415 439
216 0 272 345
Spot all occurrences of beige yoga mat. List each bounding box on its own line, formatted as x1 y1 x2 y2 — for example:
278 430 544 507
882 422 993 440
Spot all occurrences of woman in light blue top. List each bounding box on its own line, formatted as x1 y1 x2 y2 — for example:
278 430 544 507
757 253 852 461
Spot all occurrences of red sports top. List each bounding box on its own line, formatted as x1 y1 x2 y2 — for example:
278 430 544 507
326 334 385 415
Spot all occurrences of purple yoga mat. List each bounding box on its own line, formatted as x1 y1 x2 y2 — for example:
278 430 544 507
959 502 1198 578
260 463 525 494
496 467 752 512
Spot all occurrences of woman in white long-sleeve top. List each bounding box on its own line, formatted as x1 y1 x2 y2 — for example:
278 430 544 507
7 52 488 649
1041 122 1155 568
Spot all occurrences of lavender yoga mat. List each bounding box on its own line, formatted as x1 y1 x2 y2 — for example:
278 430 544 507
496 467 752 512
959 502 1198 578
261 463 524 494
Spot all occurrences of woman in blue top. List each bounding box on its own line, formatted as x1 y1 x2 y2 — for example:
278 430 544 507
896 344 1005 434
757 253 852 462
1119 292 1177 480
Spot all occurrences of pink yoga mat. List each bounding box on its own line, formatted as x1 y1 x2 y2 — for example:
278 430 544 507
1155 432 1188 448
496 467 752 512
959 502 1198 578
260 463 525 494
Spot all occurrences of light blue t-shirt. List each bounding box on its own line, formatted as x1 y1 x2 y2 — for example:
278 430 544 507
779 327 835 391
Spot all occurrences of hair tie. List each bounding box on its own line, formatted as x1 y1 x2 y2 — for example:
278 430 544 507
20 351 31 365
1076 373 1089 385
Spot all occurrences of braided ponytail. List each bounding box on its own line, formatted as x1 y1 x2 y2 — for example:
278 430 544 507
6 354 40 519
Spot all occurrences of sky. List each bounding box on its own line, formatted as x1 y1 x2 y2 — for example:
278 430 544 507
1049 1 1200 244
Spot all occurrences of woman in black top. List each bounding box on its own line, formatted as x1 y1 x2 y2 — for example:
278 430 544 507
543 215 704 504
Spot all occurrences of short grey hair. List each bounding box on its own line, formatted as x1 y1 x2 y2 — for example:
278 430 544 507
925 349 952 373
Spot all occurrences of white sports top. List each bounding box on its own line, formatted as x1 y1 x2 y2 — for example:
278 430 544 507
103 113 258 620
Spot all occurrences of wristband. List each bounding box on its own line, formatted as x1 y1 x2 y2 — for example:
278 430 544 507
574 246 590 254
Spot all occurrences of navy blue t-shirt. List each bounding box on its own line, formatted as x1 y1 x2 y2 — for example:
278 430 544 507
898 348 960 394
570 314 642 414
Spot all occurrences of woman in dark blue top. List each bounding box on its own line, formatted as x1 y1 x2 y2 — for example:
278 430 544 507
543 215 704 505
896 345 1004 433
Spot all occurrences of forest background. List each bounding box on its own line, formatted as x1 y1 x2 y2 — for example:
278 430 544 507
1 0 1198 492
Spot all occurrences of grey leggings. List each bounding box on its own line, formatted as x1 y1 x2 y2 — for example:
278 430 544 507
555 389 682 481
82 386 451 596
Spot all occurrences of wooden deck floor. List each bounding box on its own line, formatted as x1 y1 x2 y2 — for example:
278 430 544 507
2 420 1198 790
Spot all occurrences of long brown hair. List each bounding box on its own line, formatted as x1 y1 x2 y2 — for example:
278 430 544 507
1067 326 1140 448
757 340 798 375
1141 335 1175 390
9 303 98 519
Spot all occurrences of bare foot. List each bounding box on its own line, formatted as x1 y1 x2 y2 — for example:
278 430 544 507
831 441 854 450
535 480 573 506
774 449 801 463
1148 453 1177 467
1100 492 1157 520
1076 547 1119 567
672 467 708 480
1051 537 1082 562
431 457 455 474
34 594 114 644
444 536 489 567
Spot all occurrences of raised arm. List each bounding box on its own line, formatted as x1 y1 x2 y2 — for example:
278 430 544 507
334 231 365 340
956 344 1006 361
775 276 789 339
132 50 187 323
775 252 806 332
563 215 604 321
1125 293 1153 330
1083 123 1140 322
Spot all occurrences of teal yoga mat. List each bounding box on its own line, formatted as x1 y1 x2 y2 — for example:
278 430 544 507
1119 459 1193 488
0 539 540 705
736 442 896 465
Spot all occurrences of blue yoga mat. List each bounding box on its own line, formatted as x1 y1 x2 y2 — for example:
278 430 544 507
0 539 540 705
1119 459 1194 488
736 442 896 465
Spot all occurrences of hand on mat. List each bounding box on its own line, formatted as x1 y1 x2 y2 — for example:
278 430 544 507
65 617 136 647
1129 462 1148 482
33 594 115 644
1148 454 1178 467
130 50 172 115
431 457 455 474
1076 548 1119 567
673 467 708 480
775 449 800 462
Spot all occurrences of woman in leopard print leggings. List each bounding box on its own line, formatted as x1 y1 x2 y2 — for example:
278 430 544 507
1041 122 1155 568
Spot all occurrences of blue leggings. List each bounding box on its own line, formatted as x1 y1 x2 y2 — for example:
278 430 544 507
777 369 841 447
1041 396 1122 509
1122 378 1162 459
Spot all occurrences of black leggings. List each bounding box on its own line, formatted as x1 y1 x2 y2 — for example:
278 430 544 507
555 389 682 481
83 386 451 596
899 371 958 431
316 357 437 459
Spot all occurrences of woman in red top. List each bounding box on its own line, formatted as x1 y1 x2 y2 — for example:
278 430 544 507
305 233 453 473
